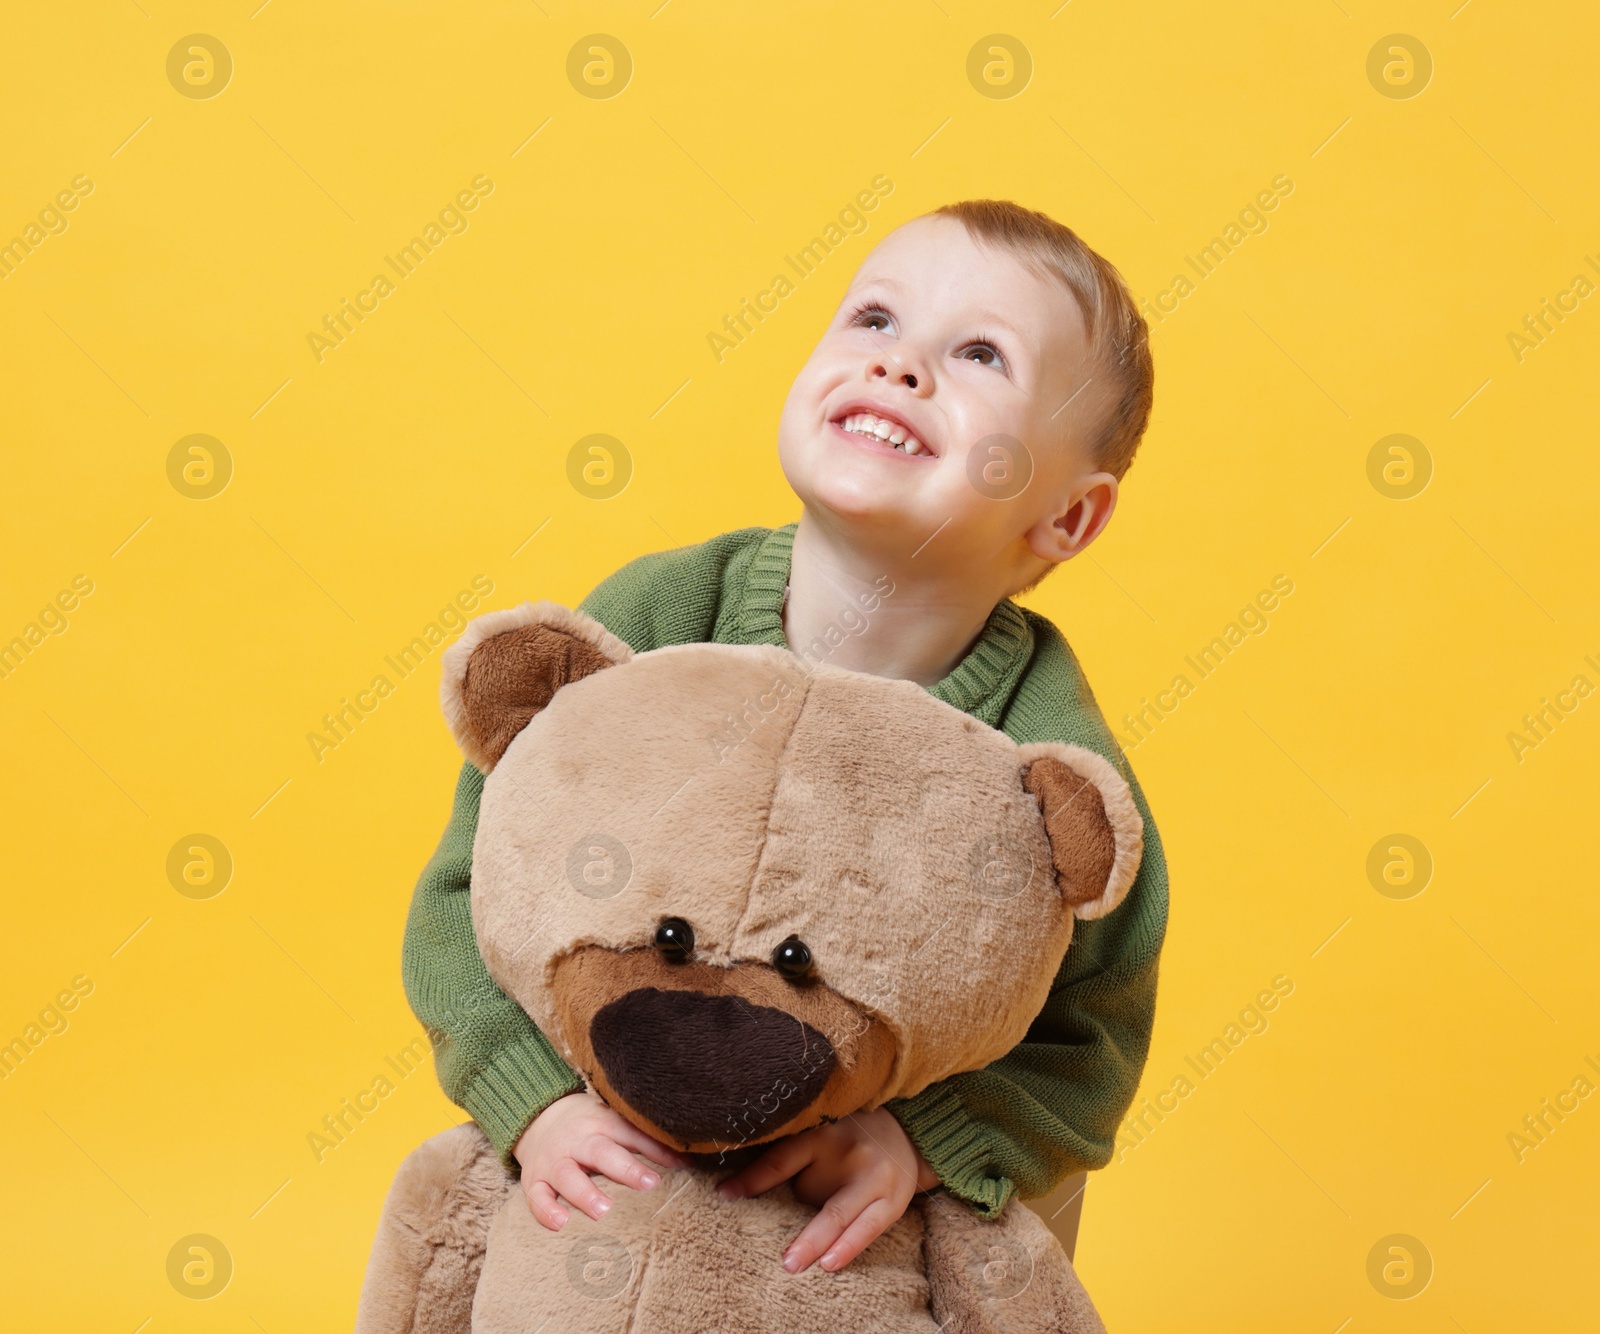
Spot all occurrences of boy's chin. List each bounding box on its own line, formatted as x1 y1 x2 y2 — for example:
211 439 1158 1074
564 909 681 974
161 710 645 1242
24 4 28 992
795 477 928 533
783 446 954 545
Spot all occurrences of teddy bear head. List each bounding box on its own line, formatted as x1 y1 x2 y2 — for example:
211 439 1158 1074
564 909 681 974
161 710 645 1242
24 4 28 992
440 602 1142 1155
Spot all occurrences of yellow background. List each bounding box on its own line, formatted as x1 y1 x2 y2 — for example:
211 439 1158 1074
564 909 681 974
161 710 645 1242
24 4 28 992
2 2 1595 1329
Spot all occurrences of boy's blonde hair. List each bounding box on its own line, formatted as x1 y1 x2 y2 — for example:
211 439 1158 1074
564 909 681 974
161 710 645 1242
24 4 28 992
929 199 1154 480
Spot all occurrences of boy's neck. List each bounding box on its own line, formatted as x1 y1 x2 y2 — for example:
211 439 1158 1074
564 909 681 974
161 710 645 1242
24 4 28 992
782 513 1008 688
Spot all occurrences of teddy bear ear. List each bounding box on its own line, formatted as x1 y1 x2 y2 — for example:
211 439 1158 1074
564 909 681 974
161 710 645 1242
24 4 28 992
1018 743 1144 920
440 602 633 773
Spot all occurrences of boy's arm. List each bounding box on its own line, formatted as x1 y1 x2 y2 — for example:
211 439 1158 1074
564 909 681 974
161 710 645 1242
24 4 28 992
885 773 1169 1218
402 528 768 1163
402 759 585 1165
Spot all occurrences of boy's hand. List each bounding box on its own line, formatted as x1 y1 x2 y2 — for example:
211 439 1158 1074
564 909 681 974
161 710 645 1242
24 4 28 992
512 1089 691 1230
715 1107 940 1274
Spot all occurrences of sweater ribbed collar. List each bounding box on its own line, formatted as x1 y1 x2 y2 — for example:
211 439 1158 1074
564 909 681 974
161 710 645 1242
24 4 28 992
735 523 1034 728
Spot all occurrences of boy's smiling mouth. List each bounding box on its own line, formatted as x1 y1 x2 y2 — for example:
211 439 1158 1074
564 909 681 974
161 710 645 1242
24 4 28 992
829 401 934 458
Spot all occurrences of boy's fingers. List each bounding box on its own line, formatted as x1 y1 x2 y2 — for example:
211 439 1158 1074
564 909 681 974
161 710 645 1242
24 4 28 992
817 1197 901 1272
717 1133 814 1201
581 1136 663 1192
607 1118 692 1171
550 1159 614 1222
781 1180 875 1273
526 1179 568 1231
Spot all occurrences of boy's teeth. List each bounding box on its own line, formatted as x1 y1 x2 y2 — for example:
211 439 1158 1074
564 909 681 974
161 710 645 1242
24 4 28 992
842 412 925 456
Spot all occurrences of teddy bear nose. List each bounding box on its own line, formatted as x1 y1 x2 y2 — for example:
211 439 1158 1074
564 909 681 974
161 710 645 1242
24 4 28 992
589 988 836 1145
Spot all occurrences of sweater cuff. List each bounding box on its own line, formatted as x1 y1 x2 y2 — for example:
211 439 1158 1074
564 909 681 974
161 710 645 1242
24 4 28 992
460 1032 587 1167
886 1083 1014 1219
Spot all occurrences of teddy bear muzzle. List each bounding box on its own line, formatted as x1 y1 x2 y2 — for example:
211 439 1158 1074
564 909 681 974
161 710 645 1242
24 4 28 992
549 944 899 1153
589 987 837 1146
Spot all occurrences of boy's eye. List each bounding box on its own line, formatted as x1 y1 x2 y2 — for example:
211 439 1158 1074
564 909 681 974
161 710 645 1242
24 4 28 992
849 303 892 333
963 344 1001 367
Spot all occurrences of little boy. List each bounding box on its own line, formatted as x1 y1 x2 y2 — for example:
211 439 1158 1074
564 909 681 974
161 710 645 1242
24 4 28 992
403 199 1167 1277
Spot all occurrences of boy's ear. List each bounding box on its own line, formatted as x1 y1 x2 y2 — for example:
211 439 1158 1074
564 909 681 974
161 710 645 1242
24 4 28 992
1017 743 1143 920
441 602 633 772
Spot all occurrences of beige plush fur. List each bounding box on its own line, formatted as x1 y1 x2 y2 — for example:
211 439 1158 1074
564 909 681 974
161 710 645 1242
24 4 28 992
473 1162 939 1333
921 1190 1108 1333
470 642 1130 1107
361 604 1142 1332
354 1123 514 1333
362 1125 1106 1334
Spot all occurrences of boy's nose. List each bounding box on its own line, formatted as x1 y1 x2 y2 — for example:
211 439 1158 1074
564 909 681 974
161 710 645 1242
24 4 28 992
867 347 931 394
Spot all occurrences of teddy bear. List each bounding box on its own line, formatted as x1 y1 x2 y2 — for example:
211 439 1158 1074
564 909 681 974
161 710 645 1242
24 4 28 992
355 600 1143 1334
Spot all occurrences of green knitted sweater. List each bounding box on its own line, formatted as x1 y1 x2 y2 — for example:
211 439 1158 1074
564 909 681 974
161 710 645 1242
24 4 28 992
402 523 1168 1217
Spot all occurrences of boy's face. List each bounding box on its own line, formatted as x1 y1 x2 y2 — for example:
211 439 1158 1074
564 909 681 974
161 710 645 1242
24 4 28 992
778 215 1106 578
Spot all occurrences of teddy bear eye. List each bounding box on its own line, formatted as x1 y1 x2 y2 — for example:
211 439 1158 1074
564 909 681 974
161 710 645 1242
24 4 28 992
772 935 813 980
654 917 694 963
